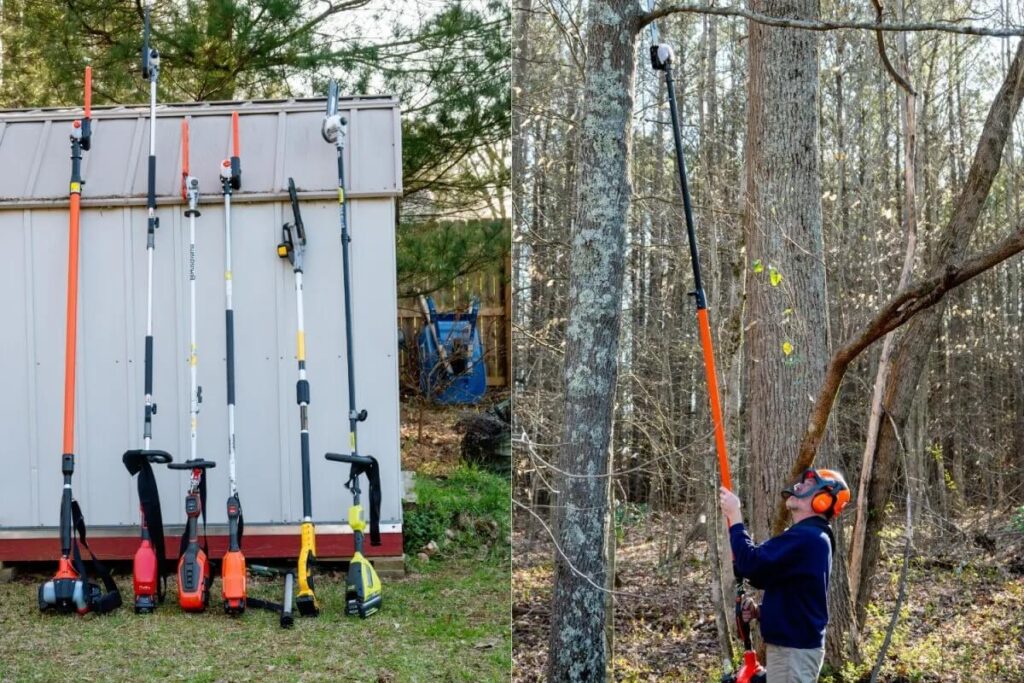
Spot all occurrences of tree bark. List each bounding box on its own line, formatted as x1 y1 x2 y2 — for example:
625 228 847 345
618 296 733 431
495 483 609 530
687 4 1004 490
744 0 829 539
547 1 639 680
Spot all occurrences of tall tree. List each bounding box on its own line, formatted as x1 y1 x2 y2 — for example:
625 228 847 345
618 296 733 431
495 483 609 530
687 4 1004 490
547 0 639 679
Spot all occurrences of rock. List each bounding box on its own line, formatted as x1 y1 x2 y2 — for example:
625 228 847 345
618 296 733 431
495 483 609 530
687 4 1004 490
445 528 457 541
424 540 440 556
416 552 430 562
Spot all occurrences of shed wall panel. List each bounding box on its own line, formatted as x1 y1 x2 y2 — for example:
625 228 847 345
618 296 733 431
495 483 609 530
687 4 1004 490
0 99 402 543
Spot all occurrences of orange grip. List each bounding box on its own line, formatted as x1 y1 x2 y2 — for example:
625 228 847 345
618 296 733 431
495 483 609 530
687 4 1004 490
83 67 92 118
697 308 731 491
62 193 81 454
231 111 240 157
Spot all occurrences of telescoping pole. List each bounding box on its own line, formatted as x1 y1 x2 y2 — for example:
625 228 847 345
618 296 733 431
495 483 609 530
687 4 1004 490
39 67 93 614
322 79 383 619
650 44 765 683
221 112 248 615
277 178 320 618
122 1 173 615
143 0 160 446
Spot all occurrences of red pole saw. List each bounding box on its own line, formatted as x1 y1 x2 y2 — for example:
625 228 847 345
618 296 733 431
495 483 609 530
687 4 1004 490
650 44 766 683
39 67 123 616
166 118 217 613
122 0 173 614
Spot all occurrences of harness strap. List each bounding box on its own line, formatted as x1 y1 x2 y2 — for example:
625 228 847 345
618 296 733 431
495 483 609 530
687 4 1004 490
70 500 123 613
124 453 168 602
348 457 382 546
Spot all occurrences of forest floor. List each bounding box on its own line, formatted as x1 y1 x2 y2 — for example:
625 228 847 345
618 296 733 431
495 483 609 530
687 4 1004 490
0 397 512 683
513 507 1024 682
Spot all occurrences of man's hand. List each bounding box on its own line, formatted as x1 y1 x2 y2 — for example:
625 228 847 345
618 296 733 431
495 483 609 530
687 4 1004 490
741 597 759 623
719 486 743 526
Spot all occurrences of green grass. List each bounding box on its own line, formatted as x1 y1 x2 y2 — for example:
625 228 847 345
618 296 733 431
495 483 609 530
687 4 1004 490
0 467 512 682
0 560 510 682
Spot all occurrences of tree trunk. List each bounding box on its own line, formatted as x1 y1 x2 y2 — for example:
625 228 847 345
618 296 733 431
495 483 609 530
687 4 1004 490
547 1 639 680
743 0 828 538
855 38 1024 626
744 1 856 668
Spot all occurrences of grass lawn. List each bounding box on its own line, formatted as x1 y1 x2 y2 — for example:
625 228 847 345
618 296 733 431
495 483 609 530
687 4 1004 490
0 557 510 682
0 461 512 683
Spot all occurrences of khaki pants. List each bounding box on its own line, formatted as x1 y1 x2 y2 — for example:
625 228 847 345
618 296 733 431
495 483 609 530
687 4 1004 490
765 643 825 683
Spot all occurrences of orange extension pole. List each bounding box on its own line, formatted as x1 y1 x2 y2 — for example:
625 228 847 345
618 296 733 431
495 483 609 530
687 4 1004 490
651 43 766 682
61 66 91 456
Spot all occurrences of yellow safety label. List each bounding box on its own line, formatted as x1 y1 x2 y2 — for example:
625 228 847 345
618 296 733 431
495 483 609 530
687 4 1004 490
338 188 345 204
70 182 81 193
297 331 306 361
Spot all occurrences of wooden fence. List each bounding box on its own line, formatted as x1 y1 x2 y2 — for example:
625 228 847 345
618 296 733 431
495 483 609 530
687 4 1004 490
397 256 510 389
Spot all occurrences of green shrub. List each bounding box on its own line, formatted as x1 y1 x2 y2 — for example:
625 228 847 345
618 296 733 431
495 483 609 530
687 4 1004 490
404 466 511 562
1012 506 1024 533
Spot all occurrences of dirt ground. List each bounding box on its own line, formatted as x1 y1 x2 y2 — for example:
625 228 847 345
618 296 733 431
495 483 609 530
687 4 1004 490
400 392 508 476
512 509 1024 682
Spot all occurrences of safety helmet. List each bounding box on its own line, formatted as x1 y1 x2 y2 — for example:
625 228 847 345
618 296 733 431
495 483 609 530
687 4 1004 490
781 468 851 518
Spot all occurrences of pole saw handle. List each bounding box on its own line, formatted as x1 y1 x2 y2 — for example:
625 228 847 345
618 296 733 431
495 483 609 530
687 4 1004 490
325 452 374 466
80 67 92 151
181 119 190 201
287 178 305 243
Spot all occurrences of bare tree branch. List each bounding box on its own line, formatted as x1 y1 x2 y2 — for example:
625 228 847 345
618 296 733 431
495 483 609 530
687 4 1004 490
769 221 1024 534
639 3 1024 37
870 0 917 96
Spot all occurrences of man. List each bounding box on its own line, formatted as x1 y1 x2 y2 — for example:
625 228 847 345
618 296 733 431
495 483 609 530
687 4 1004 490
718 468 851 683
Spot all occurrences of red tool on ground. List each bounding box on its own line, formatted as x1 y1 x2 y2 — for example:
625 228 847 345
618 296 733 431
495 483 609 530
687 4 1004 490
650 43 766 683
220 111 247 614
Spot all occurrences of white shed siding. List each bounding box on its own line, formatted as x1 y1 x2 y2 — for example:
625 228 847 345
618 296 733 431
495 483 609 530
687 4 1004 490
0 97 403 536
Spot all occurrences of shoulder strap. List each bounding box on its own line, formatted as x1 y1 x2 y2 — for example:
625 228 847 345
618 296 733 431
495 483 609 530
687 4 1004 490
70 500 123 613
199 469 211 589
366 457 382 546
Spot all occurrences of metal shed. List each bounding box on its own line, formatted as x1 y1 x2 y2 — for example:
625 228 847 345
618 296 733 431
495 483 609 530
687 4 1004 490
0 96 404 562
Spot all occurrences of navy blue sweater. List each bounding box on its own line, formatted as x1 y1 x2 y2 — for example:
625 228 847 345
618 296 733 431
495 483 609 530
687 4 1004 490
728 517 835 649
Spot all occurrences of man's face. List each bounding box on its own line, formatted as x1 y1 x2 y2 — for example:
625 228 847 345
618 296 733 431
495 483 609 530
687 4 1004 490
784 475 815 513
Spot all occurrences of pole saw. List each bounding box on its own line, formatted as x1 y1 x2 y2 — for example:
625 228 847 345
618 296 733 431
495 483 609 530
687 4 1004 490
39 66 123 616
650 44 766 683
165 118 217 613
278 177 320 619
123 0 174 614
322 80 384 619
212 113 283 620
220 111 247 614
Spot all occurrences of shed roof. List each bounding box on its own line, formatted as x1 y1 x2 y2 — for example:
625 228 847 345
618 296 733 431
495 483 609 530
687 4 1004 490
0 96 402 208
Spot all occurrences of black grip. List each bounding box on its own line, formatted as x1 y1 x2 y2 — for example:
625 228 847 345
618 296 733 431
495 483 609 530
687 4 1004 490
296 379 309 405
147 155 156 209
144 335 154 394
287 178 305 242
168 458 216 471
230 157 241 190
80 119 92 152
325 452 374 466
225 310 235 405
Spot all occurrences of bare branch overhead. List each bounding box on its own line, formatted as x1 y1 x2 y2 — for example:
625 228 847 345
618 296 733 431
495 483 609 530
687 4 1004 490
639 3 1024 37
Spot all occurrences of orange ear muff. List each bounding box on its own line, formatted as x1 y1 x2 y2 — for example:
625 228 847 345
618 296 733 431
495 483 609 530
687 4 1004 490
811 490 834 514
833 488 851 515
